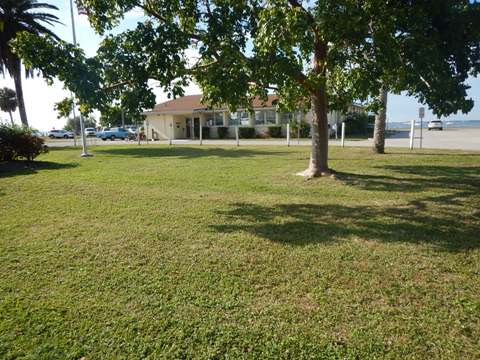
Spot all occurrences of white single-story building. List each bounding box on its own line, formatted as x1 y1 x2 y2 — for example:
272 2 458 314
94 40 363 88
142 94 364 140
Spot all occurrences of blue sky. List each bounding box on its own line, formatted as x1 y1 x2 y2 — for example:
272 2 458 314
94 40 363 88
1 0 480 130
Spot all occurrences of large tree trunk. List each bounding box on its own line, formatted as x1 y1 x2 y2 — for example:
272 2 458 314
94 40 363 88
12 64 28 127
297 90 330 177
373 86 388 154
297 39 331 178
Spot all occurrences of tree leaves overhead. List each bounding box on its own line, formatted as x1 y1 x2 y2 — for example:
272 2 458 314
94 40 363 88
11 0 480 119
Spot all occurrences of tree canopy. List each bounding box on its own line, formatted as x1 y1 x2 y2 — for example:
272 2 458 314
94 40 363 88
0 87 17 117
12 0 480 175
0 0 61 126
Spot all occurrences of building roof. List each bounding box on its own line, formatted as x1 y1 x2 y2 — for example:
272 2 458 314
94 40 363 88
150 94 279 114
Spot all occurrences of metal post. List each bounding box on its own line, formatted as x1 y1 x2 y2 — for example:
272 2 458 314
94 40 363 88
70 93 77 147
341 121 346 147
136 119 141 145
235 125 239 146
409 119 415 150
287 123 290 147
418 107 424 149
69 0 89 157
121 109 125 128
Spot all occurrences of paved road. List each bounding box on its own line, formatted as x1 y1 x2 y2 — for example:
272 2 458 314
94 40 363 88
46 127 480 151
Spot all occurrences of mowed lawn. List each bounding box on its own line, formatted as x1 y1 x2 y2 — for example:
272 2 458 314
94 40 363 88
0 145 479 359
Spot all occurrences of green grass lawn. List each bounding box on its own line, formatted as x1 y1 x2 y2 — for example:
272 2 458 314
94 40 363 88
1 145 479 359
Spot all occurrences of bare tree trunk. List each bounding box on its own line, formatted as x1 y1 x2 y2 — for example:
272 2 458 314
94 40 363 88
297 38 331 178
8 111 14 125
12 64 28 127
373 86 388 154
298 91 330 177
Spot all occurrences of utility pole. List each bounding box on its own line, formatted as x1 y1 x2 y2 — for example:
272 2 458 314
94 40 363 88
69 0 89 157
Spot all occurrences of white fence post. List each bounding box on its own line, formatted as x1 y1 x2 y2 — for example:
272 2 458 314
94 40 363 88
287 123 290 146
341 121 346 147
409 119 415 150
146 120 149 145
236 125 239 146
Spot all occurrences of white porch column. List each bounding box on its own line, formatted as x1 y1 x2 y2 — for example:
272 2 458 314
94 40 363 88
275 110 280 125
248 111 254 127
223 111 229 126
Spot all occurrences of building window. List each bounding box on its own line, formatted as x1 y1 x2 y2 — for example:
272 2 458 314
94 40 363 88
207 112 223 126
265 110 276 124
229 112 239 126
239 111 249 126
280 112 292 124
254 111 264 125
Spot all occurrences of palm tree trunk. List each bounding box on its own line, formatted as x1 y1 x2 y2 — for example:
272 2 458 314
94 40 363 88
8 110 14 125
373 86 388 154
12 66 28 127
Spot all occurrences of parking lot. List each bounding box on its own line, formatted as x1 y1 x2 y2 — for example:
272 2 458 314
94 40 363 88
45 127 480 151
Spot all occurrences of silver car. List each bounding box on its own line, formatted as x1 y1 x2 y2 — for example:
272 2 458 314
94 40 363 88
48 129 75 139
85 127 97 136
427 120 443 131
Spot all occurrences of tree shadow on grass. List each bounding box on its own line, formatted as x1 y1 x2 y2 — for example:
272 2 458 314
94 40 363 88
212 202 479 251
336 165 480 196
94 146 288 159
212 165 480 252
0 161 78 179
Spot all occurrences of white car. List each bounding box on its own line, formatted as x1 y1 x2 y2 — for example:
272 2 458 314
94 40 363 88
85 127 97 136
428 120 443 131
48 129 74 139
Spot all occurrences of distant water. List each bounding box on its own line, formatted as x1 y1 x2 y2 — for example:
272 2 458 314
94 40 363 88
387 120 480 129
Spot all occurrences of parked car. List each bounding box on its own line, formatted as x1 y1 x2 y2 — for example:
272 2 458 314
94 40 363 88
96 127 130 140
85 127 97 136
32 130 44 138
125 126 138 135
428 120 443 131
48 129 74 139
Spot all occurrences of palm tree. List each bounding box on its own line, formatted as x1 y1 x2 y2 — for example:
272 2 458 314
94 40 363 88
0 86 17 124
0 0 60 127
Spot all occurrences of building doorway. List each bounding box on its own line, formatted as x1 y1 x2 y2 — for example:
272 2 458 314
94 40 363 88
186 117 201 139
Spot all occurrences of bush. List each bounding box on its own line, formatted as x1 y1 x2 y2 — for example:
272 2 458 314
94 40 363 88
201 126 210 139
0 125 48 161
217 126 229 139
290 121 310 138
267 126 282 138
239 126 255 138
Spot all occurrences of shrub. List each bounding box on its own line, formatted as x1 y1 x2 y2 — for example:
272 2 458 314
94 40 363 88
217 126 229 139
0 125 48 161
290 121 310 138
201 126 210 139
267 126 282 138
239 126 255 138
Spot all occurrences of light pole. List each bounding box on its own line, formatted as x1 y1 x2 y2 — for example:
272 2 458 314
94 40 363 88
69 0 89 157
